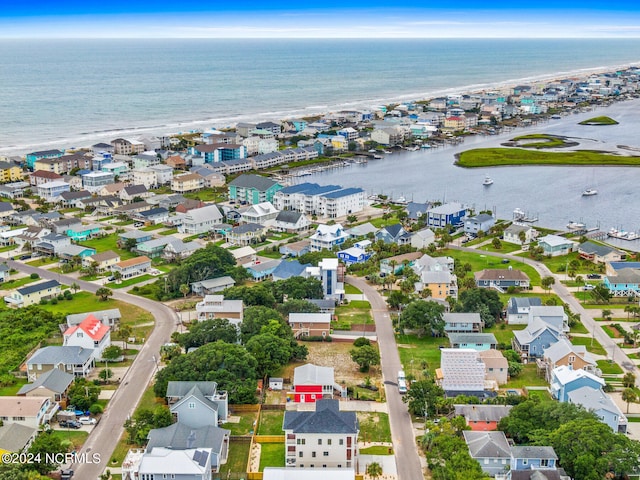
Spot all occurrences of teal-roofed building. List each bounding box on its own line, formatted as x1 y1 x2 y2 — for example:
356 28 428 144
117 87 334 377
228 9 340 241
228 174 282 205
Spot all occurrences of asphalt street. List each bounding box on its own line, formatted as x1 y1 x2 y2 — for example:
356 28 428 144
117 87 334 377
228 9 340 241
7 260 177 479
347 276 425 480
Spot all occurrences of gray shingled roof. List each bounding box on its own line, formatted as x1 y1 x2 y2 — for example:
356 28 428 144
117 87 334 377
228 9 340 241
146 422 230 454
229 174 279 191
511 445 558 460
463 430 511 458
453 405 512 422
283 399 358 434
167 381 219 399
17 279 60 296
507 297 542 315
0 423 37 453
27 346 93 366
275 210 303 223
17 367 74 395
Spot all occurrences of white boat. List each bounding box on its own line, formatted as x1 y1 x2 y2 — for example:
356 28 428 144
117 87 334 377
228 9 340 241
567 221 586 230
582 188 598 196
482 175 494 186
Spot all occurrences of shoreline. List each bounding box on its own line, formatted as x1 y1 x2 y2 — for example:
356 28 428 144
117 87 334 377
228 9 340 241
3 60 640 158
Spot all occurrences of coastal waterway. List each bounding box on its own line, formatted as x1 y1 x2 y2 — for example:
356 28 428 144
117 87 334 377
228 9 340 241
307 99 640 251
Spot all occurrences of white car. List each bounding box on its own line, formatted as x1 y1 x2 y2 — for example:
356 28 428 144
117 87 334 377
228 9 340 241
78 416 96 425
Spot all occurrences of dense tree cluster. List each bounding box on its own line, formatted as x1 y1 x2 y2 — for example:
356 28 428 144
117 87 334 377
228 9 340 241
453 288 503 328
398 300 445 337
124 405 173 446
499 399 640 479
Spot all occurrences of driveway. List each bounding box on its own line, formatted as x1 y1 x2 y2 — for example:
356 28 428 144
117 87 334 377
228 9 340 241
346 275 425 480
6 260 178 479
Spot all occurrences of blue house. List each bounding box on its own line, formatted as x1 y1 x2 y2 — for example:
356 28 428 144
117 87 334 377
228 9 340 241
426 202 467 228
337 246 371 265
512 318 563 359
26 149 64 170
66 224 102 242
510 446 558 471
272 260 310 281
245 259 281 281
568 386 627 433
603 268 640 297
374 224 412 245
550 365 605 402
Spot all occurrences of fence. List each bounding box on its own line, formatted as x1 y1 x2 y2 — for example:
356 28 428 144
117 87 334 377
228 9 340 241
230 404 260 413
254 435 285 443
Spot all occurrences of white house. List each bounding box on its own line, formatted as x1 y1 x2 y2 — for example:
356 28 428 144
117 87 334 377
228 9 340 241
239 201 279 226
411 228 436 249
177 205 224 235
309 224 348 251
195 295 244 327
63 314 111 360
0 397 57 429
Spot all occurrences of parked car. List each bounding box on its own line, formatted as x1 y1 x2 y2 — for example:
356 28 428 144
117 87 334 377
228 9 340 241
587 274 601 279
583 284 595 291
60 469 74 480
78 416 96 425
59 420 81 429
19 255 31 260
501 259 510 264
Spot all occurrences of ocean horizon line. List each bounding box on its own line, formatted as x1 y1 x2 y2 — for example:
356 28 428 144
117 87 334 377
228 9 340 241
2 60 639 157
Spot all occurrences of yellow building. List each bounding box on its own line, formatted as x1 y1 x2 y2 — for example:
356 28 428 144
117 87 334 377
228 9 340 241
171 173 204 193
0 161 22 183
4 280 61 308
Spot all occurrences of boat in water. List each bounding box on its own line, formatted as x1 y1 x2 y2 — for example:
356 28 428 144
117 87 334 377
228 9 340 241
483 175 494 186
582 188 598 196
567 221 586 230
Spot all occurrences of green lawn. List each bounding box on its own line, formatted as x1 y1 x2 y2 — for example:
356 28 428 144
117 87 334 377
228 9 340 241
369 215 400 228
344 284 363 295
50 430 89 451
141 224 165 231
570 322 589 334
440 248 541 285
526 389 553 402
219 439 250 476
113 220 134 226
597 359 624 375
484 324 526 346
397 334 449 376
357 412 392 443
504 363 548 388
258 443 285 470
479 241 523 254
360 445 394 455
570 335 607 356
80 233 136 260
257 410 285 435
0 377 28 395
26 257 58 266
159 228 179 236
221 411 259 435
106 274 155 289
1 275 40 289
0 245 17 253
334 302 374 329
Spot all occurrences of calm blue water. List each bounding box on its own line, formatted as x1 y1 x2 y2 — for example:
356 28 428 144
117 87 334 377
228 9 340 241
2 38 640 154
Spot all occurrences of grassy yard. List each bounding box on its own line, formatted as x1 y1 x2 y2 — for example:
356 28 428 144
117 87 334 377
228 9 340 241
439 248 541 285
570 322 589 334
106 274 155 289
597 359 624 375
258 443 285 471
80 233 137 260
569 335 607 356
50 430 89 451
504 363 548 389
360 445 394 455
0 275 40 289
26 257 59 266
357 412 392 443
397 334 449 377
479 241 523 254
484 324 526 346
222 411 259 435
333 301 373 329
257 410 285 435
141 224 166 231
526 389 553 402
344 284 363 295
219 439 251 476
369 214 400 228
159 228 178 236
0 377 28 395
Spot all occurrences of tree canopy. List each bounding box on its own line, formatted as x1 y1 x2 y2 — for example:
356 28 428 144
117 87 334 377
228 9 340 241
454 288 503 327
270 277 323 302
154 341 259 404
175 318 239 350
399 300 445 337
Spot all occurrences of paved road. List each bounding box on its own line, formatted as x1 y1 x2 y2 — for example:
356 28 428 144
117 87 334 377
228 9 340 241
449 245 640 385
7 260 177 479
346 276 425 480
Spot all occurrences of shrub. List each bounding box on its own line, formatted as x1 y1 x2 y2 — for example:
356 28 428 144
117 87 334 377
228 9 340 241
50 298 58 305
30 273 39 279
57 294 64 301
300 335 332 342
89 404 104 415
39 298 48 305
353 337 371 347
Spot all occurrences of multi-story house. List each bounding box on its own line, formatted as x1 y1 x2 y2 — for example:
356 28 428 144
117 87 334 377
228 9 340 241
195 295 244 326
417 270 458 300
26 346 94 381
503 224 536 246
63 314 111 360
111 256 152 279
438 349 487 397
177 205 224 235
426 202 467 228
0 161 23 183
309 224 348 251
443 313 482 334
464 213 496 236
25 149 64 170
288 313 332 338
225 223 267 246
111 138 145 155
83 251 121 272
37 180 70 202
191 143 247 163
513 318 564 359
82 171 115 191
474 269 530 291
273 182 365 219
506 297 542 324
228 174 282 205
550 365 605 402
541 338 597 383
171 173 204 193
283 399 358 469
0 397 57 429
239 202 279 226
4 280 61 308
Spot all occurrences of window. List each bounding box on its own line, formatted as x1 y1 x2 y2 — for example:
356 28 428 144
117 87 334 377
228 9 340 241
297 439 306 445
312 452 316 458
323 465 327 468
188 402 196 409
327 439 332 446
318 439 322 445
523 459 528 465
323 452 329 456
541 459 549 467
339 439 344 445
299 452 303 458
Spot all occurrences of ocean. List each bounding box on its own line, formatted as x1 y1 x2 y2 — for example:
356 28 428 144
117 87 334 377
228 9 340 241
2 38 640 155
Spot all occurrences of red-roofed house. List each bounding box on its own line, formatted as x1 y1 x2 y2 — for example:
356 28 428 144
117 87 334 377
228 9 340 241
291 363 345 403
63 314 111 360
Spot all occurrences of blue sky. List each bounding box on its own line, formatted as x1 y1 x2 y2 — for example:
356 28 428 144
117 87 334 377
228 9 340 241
2 1 640 38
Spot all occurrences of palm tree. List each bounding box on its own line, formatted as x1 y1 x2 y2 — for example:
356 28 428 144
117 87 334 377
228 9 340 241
95 287 113 302
601 309 613 322
179 284 190 299
119 324 133 352
112 271 122 284
622 388 637 414
70 282 80 294
623 372 636 388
